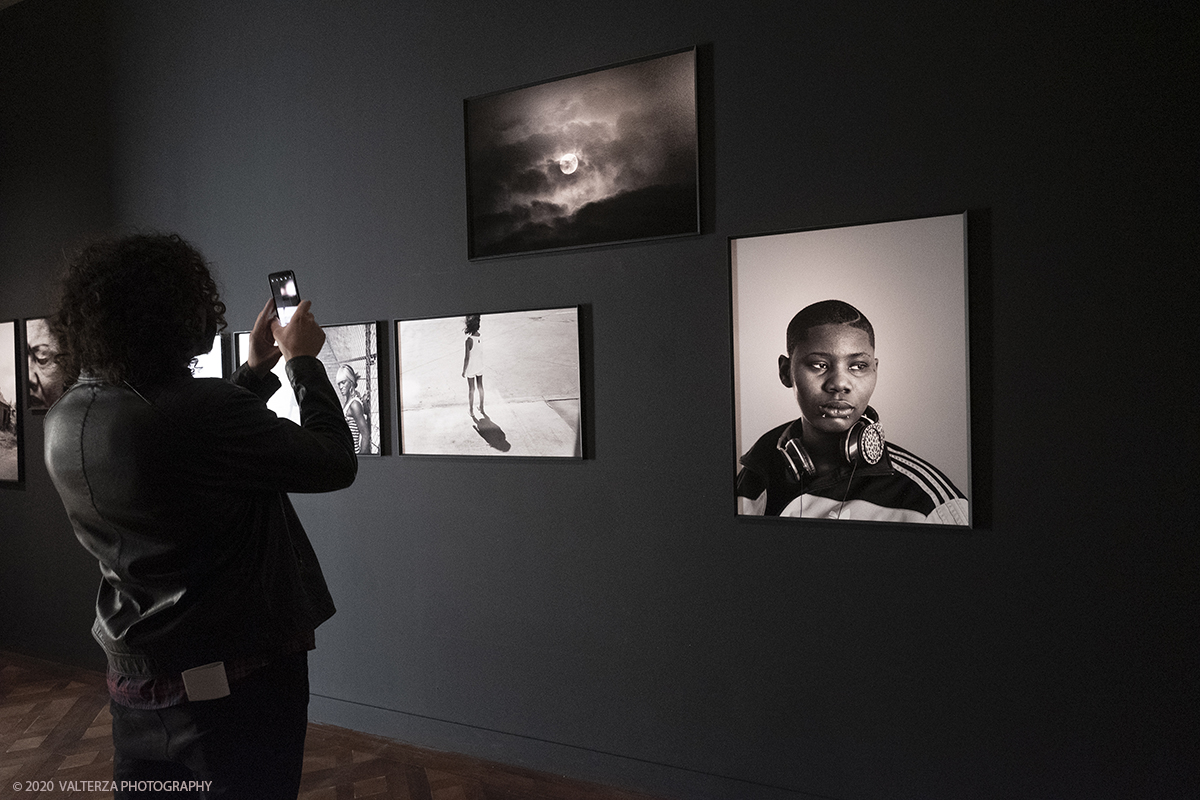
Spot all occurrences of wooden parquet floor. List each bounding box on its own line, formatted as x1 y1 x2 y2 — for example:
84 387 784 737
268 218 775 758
0 651 669 800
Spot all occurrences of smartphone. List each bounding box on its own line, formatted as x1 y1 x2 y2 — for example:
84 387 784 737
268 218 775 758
268 270 300 326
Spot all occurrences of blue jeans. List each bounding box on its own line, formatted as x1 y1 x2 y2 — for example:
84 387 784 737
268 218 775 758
109 652 309 799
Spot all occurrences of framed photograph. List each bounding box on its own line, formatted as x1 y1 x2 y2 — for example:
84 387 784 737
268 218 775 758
465 47 699 259
236 321 382 456
731 213 971 527
236 331 299 423
190 334 226 379
319 322 382 456
25 317 66 413
1 320 23 484
397 307 582 457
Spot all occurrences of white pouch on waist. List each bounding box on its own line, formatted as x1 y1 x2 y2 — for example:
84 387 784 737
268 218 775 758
181 661 230 701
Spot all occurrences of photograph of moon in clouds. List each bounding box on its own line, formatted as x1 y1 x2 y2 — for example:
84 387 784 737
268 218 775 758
465 48 698 258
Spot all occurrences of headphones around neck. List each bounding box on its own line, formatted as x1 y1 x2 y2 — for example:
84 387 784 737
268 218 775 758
778 406 886 481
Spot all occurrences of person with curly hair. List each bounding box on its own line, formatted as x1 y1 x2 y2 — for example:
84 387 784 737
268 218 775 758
43 232 358 799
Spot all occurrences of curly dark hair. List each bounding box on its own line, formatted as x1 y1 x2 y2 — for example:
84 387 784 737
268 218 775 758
49 233 227 387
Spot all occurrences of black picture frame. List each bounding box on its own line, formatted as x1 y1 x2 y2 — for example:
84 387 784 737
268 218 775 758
730 213 972 527
465 47 699 259
1 319 23 485
396 306 583 458
236 321 384 457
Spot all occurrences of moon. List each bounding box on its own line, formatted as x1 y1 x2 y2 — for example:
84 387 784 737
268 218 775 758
558 153 579 175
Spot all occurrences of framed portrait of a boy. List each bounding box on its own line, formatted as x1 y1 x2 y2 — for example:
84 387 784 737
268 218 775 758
731 213 971 527
1 320 23 485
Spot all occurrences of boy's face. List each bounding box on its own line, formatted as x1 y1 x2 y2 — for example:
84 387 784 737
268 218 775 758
778 323 878 436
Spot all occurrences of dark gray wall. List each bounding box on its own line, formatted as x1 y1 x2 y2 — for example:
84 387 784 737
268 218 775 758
0 0 114 666
1 1 1195 799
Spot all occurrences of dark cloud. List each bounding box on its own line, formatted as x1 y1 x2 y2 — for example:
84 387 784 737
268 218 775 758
473 182 696 257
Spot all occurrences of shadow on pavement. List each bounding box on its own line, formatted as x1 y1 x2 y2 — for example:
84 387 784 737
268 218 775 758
472 414 511 452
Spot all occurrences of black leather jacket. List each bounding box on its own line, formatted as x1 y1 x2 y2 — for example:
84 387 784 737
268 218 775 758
44 357 357 677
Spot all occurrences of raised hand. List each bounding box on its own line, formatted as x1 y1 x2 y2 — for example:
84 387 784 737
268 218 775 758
247 298 283 376
270 299 325 362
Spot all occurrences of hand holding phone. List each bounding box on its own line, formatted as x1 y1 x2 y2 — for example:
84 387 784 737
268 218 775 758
270 299 325 361
269 270 300 326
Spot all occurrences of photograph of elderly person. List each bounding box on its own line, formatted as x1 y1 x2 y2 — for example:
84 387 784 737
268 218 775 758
398 307 581 457
731 213 971 526
1 320 19 482
240 322 380 455
26 317 65 411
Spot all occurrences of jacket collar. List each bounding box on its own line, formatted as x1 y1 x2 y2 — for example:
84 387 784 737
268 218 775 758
769 406 894 487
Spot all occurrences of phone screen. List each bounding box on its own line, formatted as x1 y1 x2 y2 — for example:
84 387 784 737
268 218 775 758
269 271 300 325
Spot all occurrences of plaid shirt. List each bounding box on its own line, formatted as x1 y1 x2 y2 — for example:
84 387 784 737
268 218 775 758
107 631 316 709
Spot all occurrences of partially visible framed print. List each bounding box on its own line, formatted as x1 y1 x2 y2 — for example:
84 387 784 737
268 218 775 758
190 334 226 379
235 332 298 423
236 321 382 456
397 307 582 457
25 317 65 413
319 322 382 456
1 320 22 484
465 47 698 258
731 213 971 527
